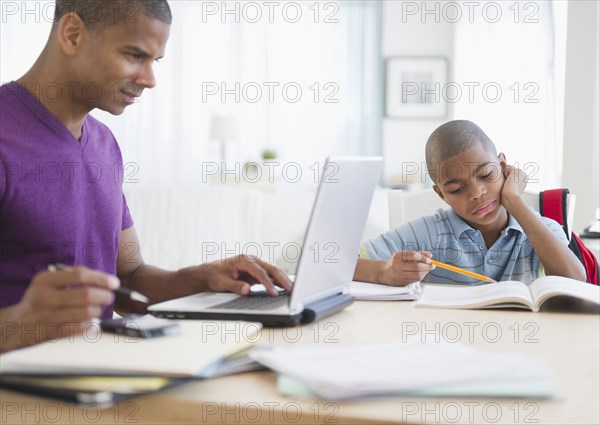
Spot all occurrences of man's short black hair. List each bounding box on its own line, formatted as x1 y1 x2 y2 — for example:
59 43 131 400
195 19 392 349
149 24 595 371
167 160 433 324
425 120 497 183
53 0 172 31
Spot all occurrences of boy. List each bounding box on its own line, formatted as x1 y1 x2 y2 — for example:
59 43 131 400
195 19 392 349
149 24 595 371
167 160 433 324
0 0 291 353
354 120 585 285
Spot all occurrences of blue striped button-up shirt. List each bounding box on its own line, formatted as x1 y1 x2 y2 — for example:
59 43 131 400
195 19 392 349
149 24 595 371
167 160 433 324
360 208 569 284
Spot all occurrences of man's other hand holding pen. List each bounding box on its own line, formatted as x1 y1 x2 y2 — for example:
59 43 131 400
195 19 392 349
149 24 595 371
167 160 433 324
48 264 150 303
0 265 122 353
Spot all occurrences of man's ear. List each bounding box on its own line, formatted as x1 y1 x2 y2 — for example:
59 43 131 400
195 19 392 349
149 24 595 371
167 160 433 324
57 12 87 56
432 185 447 203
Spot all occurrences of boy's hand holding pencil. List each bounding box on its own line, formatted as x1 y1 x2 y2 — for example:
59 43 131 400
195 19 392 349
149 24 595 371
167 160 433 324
379 251 436 286
378 251 497 286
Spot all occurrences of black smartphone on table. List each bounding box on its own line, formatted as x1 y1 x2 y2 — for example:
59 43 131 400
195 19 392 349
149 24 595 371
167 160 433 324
100 315 181 339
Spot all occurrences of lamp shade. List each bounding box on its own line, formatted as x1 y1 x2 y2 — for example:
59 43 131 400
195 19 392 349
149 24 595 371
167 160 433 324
209 115 240 140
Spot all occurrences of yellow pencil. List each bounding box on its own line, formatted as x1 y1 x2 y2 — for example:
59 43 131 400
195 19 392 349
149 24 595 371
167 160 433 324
429 260 497 283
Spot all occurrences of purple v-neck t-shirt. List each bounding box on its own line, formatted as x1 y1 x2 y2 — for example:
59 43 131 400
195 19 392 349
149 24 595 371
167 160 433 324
0 82 134 319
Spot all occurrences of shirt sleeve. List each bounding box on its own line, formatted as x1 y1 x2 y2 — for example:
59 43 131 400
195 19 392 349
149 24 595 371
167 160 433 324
529 215 570 279
361 230 400 259
540 216 570 245
360 222 426 260
122 193 134 231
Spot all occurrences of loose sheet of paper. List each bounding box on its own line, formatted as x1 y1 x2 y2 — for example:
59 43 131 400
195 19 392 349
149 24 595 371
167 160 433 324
250 340 554 399
350 281 420 301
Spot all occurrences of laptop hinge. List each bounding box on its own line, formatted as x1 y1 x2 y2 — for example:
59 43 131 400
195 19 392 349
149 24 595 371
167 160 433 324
300 293 354 324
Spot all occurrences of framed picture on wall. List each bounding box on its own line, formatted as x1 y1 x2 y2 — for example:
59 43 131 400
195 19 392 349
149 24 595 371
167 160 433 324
385 56 449 119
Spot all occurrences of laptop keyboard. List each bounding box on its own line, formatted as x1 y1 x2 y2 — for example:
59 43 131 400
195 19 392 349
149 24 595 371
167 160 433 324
211 292 290 311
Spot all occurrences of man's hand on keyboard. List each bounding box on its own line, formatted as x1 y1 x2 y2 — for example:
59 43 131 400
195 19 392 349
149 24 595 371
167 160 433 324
199 255 293 296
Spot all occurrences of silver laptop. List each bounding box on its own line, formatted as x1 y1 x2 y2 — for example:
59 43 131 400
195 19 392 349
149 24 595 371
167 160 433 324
148 157 382 326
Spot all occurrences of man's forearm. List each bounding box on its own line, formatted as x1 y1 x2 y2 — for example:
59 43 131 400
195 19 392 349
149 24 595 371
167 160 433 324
117 264 210 314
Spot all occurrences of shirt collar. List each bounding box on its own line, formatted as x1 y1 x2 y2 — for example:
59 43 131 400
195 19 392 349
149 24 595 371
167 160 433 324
502 213 524 236
444 208 475 237
444 208 524 238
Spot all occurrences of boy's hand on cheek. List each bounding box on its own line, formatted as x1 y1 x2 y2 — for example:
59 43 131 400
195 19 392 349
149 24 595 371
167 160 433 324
379 251 435 286
501 165 528 203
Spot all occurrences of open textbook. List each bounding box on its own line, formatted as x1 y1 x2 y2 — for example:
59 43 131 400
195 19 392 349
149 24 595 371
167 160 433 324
416 276 600 312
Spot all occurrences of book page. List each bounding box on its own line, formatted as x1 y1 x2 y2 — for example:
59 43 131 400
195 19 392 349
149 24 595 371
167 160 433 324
530 276 600 308
416 281 535 310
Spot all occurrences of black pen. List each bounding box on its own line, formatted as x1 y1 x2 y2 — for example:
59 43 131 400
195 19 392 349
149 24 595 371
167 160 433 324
47 263 150 304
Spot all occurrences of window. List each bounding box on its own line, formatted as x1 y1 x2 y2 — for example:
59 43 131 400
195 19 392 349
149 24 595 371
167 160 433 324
452 1 564 191
1 1 382 187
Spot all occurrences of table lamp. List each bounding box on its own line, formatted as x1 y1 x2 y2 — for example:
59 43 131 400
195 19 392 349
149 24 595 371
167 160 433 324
209 115 240 163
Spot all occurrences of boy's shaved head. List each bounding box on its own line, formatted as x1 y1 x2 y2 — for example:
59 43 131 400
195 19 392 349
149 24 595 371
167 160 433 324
426 120 497 183
53 0 172 32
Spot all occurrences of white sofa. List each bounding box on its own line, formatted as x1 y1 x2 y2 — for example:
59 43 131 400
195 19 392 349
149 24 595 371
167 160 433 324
123 185 389 274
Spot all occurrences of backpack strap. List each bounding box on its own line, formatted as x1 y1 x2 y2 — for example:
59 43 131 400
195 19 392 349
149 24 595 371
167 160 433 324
539 189 598 285
569 234 599 285
539 188 570 237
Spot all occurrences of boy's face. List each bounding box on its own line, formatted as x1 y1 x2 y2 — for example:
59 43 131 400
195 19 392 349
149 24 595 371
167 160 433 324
432 144 507 231
74 14 170 115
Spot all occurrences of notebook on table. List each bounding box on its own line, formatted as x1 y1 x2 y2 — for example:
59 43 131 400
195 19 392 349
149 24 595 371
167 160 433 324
148 157 383 326
0 319 263 405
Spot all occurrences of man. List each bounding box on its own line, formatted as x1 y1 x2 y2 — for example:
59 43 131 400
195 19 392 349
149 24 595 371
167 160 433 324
0 0 291 353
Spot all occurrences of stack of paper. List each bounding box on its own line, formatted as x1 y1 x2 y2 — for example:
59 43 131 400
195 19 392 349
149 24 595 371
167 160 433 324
350 281 420 301
202 346 266 378
249 341 556 400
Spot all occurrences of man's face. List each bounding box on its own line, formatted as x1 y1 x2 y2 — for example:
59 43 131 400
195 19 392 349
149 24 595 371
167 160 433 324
75 15 170 115
432 144 507 231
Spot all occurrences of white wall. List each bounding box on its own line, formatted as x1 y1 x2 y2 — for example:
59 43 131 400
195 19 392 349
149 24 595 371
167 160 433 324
381 0 454 185
562 0 600 233
382 0 600 234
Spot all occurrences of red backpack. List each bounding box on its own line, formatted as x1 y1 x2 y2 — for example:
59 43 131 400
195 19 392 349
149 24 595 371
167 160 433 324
539 189 599 285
